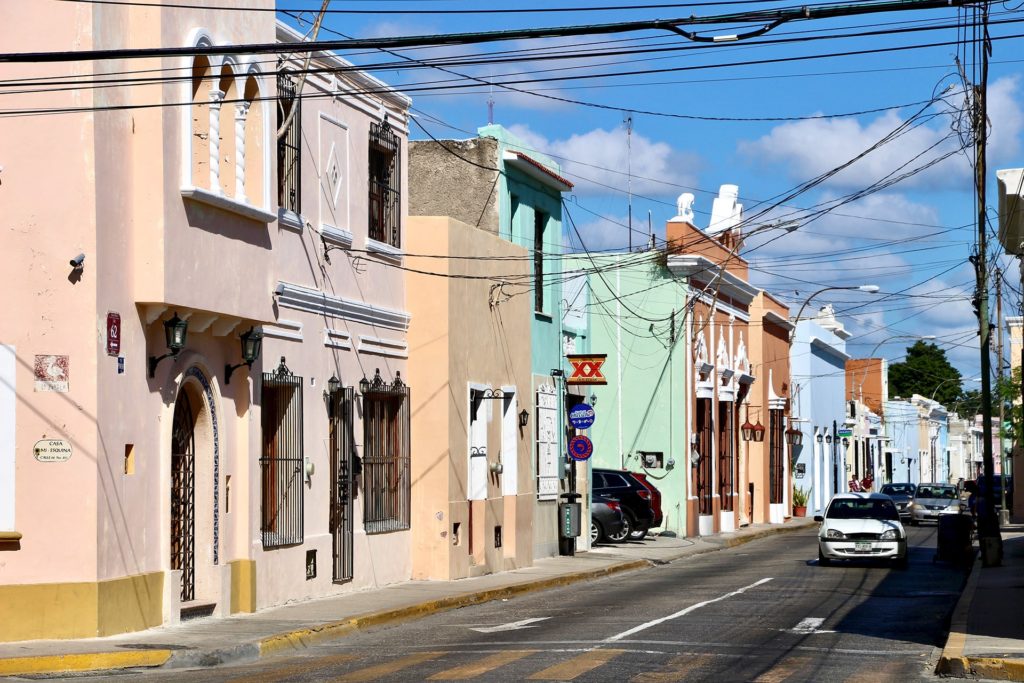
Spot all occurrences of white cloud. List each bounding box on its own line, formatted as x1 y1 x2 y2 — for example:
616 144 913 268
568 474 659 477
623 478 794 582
506 124 701 196
735 78 1024 193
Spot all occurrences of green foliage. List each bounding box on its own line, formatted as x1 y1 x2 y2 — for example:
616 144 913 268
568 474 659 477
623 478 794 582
887 341 962 405
792 486 810 507
997 367 1023 444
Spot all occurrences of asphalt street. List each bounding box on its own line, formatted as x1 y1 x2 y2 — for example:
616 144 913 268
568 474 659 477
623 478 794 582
58 524 969 682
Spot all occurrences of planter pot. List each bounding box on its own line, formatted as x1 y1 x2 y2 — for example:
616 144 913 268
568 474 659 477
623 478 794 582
793 505 807 517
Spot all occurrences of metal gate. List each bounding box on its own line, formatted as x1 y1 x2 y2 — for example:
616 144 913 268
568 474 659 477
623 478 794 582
171 392 196 602
696 398 714 515
329 387 355 582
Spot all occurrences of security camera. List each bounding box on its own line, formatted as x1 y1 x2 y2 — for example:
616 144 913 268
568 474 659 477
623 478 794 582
273 283 285 298
69 253 85 269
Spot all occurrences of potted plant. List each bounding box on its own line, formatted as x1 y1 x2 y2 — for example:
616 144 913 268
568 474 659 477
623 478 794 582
792 486 809 517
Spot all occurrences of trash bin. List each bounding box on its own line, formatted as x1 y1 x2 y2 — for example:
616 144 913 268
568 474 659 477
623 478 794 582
934 513 973 565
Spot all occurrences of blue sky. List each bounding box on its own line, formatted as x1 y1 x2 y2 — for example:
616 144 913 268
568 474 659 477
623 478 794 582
281 1 1024 377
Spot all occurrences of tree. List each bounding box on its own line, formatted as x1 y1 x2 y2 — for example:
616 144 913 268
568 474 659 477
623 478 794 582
997 366 1022 445
887 341 962 405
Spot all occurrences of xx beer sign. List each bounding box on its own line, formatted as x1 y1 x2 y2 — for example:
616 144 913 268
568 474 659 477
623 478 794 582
566 354 607 385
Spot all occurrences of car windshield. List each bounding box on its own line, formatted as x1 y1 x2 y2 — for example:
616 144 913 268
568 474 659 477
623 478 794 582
916 486 957 499
881 484 914 496
826 499 899 521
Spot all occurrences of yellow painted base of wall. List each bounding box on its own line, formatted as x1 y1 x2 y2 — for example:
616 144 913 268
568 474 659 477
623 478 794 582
0 572 163 642
230 559 256 613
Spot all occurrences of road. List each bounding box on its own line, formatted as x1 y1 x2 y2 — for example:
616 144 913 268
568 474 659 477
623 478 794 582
78 524 968 682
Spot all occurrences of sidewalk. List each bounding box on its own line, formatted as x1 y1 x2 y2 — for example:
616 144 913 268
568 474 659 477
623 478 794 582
938 522 1024 680
0 518 815 678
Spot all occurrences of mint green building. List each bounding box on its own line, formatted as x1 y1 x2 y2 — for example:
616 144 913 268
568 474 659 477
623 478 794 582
581 253 689 536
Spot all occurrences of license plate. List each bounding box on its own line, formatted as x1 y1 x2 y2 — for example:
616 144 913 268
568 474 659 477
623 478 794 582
855 541 872 551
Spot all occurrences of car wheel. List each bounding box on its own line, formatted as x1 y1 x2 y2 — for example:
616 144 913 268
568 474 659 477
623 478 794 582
608 513 633 543
591 520 603 545
628 526 648 541
818 547 831 566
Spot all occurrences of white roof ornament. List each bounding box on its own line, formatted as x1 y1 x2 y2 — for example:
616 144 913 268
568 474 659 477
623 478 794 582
716 330 731 370
671 192 695 223
734 333 749 376
694 326 709 367
707 184 742 236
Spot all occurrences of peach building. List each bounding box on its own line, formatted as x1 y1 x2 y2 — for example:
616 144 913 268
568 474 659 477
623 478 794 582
0 5 412 641
406 217 534 580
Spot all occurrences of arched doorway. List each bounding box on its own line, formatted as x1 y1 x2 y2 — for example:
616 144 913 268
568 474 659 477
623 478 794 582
171 391 196 602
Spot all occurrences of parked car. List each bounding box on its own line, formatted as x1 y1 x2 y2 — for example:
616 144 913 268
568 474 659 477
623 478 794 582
592 468 657 541
879 483 916 520
815 493 907 568
978 474 1013 512
909 483 964 525
629 471 663 537
591 495 625 545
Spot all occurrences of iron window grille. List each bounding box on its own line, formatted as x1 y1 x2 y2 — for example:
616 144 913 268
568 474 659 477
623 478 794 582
277 71 301 214
769 409 785 504
329 386 356 583
368 119 401 248
718 403 735 511
696 398 714 516
260 357 304 548
533 211 546 313
361 369 411 534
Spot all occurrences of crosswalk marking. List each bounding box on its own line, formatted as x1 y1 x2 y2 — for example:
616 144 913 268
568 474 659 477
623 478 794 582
428 650 538 680
630 655 713 682
333 651 444 682
843 660 908 682
527 648 627 680
224 654 359 683
752 656 813 682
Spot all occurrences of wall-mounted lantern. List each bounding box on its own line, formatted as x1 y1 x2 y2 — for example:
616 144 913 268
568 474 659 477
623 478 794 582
224 327 263 384
148 312 188 378
842 437 850 448
751 422 766 443
825 434 833 445
816 433 824 444
785 426 803 447
741 419 756 442
519 409 530 428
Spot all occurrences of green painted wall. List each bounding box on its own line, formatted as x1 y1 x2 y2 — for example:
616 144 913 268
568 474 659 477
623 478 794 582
579 254 690 536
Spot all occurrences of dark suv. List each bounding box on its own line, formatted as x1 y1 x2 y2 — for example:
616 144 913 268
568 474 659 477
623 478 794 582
592 468 657 541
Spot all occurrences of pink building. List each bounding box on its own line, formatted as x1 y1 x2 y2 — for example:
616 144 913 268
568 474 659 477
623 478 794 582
0 5 412 641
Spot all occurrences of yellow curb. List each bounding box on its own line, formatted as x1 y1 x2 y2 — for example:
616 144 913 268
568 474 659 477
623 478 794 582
723 520 815 548
962 657 1024 681
259 559 652 657
0 650 172 677
936 553 982 677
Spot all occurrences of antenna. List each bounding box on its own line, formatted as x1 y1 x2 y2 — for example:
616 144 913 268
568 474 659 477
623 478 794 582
624 112 633 252
487 85 494 125
648 210 654 250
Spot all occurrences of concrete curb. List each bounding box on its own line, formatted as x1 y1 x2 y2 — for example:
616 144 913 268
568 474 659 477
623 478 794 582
0 650 172 678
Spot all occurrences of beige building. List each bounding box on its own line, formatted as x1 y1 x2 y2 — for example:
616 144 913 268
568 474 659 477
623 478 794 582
0 4 412 641
407 217 534 580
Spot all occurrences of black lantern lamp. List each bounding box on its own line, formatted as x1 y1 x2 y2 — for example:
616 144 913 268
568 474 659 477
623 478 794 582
148 312 189 378
751 421 766 443
359 368 408 396
842 437 850 448
816 433 824 444
327 375 341 395
785 426 803 447
519 409 530 428
224 327 263 384
825 434 833 445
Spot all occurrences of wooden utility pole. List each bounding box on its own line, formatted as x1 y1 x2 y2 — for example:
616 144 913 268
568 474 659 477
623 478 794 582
996 270 1009 521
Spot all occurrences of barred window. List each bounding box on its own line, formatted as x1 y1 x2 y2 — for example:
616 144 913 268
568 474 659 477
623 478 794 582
368 119 401 247
260 358 304 547
769 409 784 504
533 210 546 313
277 71 301 214
362 369 410 534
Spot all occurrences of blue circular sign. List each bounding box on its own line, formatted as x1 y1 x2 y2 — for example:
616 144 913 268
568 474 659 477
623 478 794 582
568 403 595 430
569 435 594 461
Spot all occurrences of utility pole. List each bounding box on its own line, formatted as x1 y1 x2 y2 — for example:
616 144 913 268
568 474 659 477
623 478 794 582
973 2 1002 565
996 269 1009 523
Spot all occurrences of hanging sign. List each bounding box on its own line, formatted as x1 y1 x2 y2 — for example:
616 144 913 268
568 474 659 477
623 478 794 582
566 354 608 385
568 403 595 430
568 435 594 461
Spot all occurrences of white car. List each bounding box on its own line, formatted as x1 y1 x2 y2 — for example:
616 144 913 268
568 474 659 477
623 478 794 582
909 483 964 525
815 493 908 568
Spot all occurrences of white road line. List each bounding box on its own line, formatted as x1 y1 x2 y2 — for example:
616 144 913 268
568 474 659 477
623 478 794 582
470 617 551 633
603 578 774 643
786 617 835 635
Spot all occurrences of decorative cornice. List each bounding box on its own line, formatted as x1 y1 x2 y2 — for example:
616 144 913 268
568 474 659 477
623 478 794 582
668 255 758 305
320 223 353 249
365 238 404 265
358 334 408 358
809 336 851 361
182 186 277 223
264 319 303 342
763 309 794 331
275 281 410 331
278 208 305 232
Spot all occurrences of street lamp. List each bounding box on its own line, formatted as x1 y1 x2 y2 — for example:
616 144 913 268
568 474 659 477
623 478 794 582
789 285 880 340
929 376 981 403
868 334 937 357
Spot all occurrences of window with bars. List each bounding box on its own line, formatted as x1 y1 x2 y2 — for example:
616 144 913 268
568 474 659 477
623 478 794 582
696 398 714 515
718 403 735 511
769 409 784 504
277 72 301 214
260 359 304 548
368 120 401 247
533 210 546 313
362 370 411 534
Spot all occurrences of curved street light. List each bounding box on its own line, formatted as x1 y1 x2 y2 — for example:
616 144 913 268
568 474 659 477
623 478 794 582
929 376 982 403
868 334 936 358
789 284 880 341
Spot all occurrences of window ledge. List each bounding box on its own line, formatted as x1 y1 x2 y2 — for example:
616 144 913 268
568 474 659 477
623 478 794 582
320 223 353 249
278 208 305 233
181 186 278 224
0 531 22 542
534 311 553 322
365 238 404 265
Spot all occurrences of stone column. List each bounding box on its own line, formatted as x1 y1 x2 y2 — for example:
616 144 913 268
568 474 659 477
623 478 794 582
208 89 225 193
234 101 250 202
